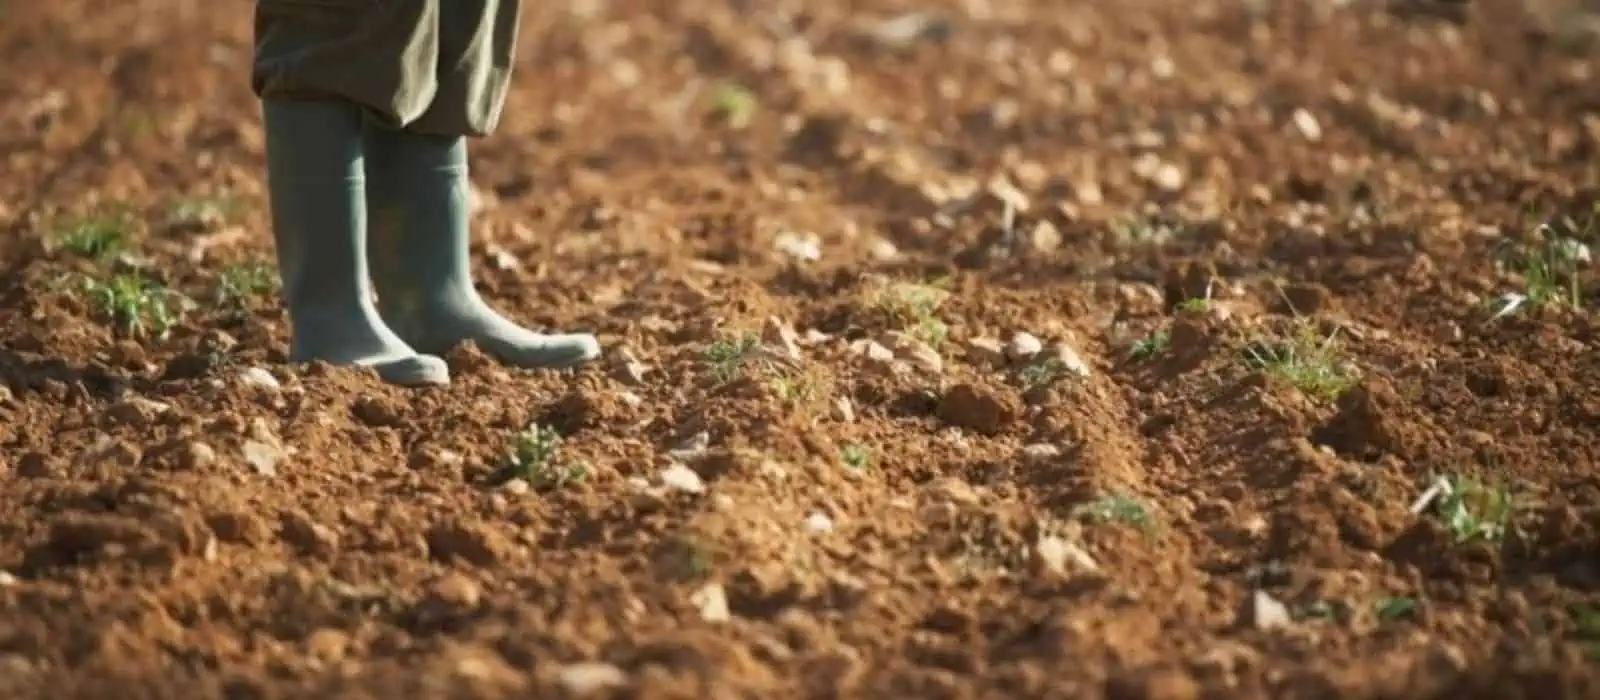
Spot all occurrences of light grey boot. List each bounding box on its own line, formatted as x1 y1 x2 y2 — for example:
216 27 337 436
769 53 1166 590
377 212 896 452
262 99 450 386
363 125 601 369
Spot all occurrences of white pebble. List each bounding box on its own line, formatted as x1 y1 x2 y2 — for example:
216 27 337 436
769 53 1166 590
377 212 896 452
238 367 280 390
691 583 730 623
660 464 705 494
1007 332 1044 360
1251 589 1293 629
805 512 834 534
557 662 627 694
1291 108 1322 142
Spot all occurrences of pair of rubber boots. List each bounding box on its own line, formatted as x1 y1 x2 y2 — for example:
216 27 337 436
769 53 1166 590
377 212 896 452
262 99 599 386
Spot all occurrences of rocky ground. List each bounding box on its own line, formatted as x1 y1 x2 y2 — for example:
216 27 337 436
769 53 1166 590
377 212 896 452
2 0 1599 697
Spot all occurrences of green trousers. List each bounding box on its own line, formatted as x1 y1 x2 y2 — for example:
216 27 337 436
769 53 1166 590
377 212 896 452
252 0 520 137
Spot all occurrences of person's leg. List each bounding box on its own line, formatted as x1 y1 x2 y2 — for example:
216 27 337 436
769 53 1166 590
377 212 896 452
363 125 601 368
262 98 450 386
252 0 442 132
404 0 520 138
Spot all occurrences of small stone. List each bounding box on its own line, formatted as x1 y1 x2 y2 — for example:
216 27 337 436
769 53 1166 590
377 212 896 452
104 397 171 427
869 238 900 261
1153 163 1184 191
557 662 628 695
177 440 217 470
246 417 281 443
883 332 942 373
1243 515 1269 536
831 397 856 422
1150 54 1175 78
82 437 141 469
1022 443 1061 462
850 339 896 363
500 478 531 495
486 244 520 271
409 446 464 470
165 198 229 236
1248 589 1292 630
986 176 1030 212
200 329 239 353
936 383 1019 436
206 510 272 545
237 367 281 391
759 460 788 481
926 477 980 505
964 337 1006 366
1423 640 1469 675
305 628 351 663
609 348 650 385
1007 332 1044 360
775 231 822 261
1026 220 1062 253
0 571 17 586
691 583 731 623
762 316 803 360
1118 283 1165 307
1049 342 1093 378
879 330 924 352
468 183 496 213
425 571 482 609
805 512 834 534
1034 535 1098 576
444 645 522 685
869 11 946 47
241 440 284 476
1119 667 1201 700
1555 237 1591 263
1291 108 1322 142
668 431 710 460
1075 180 1104 205
660 464 706 494
628 487 668 513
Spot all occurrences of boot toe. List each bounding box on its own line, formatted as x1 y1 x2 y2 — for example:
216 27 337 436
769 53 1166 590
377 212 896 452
527 334 602 369
490 333 602 369
372 354 451 386
562 334 603 363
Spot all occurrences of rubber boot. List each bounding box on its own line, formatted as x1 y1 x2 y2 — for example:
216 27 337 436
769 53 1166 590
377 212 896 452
262 99 451 386
363 126 601 369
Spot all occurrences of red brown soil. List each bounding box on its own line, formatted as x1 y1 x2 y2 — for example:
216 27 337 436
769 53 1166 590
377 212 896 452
3 0 1600 697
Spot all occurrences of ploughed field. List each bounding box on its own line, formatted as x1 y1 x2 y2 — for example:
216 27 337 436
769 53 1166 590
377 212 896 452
1 0 1598 697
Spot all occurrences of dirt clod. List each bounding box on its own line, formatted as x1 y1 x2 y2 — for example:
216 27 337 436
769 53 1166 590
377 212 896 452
936 383 1019 435
279 512 339 555
425 521 513 568
424 571 483 610
352 395 405 427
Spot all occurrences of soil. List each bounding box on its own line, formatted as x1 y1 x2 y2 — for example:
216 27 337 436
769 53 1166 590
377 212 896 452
3 0 1600 697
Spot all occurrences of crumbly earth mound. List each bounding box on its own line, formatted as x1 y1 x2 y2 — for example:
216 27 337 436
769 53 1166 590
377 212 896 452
2 1 1599 697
